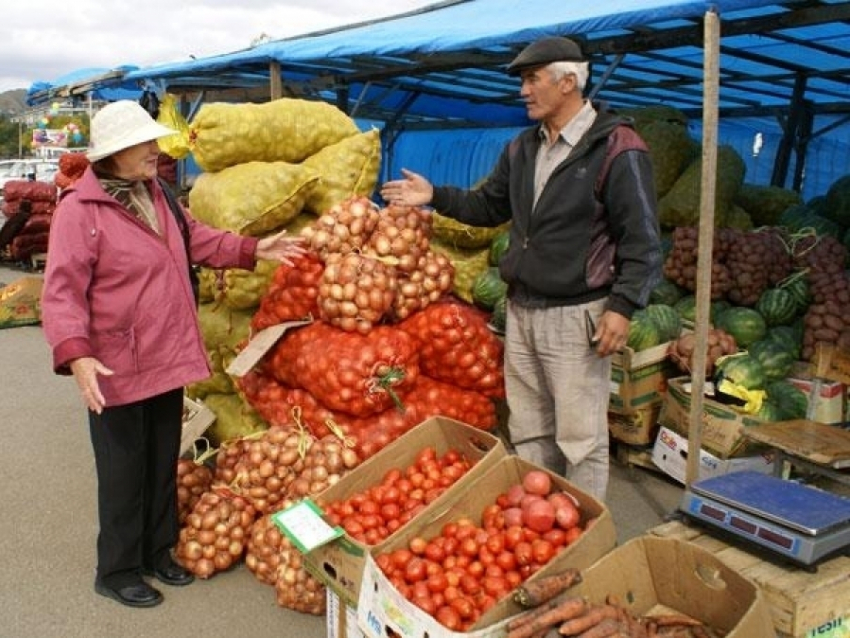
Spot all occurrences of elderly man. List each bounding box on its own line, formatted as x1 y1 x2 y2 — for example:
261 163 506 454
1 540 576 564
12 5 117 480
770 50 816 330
381 37 662 501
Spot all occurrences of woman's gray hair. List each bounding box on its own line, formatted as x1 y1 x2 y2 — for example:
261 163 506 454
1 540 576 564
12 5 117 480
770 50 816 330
548 61 589 91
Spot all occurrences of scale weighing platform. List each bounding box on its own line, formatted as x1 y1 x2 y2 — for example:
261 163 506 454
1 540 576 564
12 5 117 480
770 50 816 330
680 470 850 567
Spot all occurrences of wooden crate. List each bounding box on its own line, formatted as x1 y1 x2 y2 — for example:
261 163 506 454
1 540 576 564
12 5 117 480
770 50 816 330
650 520 850 637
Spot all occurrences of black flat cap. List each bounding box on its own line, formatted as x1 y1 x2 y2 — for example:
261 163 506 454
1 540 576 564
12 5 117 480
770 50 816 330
506 37 587 75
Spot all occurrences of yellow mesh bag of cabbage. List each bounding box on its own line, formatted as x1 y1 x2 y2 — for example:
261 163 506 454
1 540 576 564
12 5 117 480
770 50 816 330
189 161 319 236
189 98 361 172
430 240 490 304
431 213 510 249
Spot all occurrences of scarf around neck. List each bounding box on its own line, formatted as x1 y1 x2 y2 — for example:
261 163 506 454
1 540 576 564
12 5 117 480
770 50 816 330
98 174 160 234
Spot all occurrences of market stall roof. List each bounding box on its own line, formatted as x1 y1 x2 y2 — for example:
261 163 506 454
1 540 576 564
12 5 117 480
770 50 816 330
111 0 850 129
26 66 142 106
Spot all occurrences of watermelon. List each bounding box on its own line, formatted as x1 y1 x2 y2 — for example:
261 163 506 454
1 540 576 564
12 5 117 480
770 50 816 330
715 352 766 390
472 267 507 310
649 279 684 306
781 273 810 313
627 309 662 351
764 325 803 360
778 203 811 232
823 174 850 228
765 379 808 420
748 339 795 381
643 303 682 342
755 399 784 422
714 307 767 348
755 288 798 326
674 295 696 323
488 231 510 266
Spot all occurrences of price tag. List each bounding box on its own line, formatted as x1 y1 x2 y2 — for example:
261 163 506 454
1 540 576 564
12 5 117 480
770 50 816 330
271 499 343 555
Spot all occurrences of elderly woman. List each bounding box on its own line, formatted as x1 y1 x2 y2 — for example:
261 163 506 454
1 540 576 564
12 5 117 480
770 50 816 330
41 100 305 608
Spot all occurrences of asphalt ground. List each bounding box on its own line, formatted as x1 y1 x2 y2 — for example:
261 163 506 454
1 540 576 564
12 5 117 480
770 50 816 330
0 264 683 638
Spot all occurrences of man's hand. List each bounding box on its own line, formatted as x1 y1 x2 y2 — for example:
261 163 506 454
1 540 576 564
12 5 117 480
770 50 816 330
70 357 114 414
380 168 434 207
592 310 630 357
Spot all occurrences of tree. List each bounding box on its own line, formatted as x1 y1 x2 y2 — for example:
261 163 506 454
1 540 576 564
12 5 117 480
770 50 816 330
0 115 22 157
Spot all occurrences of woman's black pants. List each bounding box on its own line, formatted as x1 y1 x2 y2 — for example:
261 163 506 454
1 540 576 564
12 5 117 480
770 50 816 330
88 388 183 587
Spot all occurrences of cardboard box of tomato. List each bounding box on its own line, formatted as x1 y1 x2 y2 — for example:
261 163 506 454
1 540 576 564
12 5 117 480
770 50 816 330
301 415 507 607
356 455 617 638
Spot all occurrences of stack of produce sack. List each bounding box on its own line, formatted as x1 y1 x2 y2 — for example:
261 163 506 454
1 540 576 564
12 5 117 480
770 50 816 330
181 97 383 443
240 195 505 460
53 153 90 190
171 97 507 616
0 180 57 262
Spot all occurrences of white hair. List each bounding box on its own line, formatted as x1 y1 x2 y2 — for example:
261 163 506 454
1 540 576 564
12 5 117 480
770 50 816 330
547 61 589 91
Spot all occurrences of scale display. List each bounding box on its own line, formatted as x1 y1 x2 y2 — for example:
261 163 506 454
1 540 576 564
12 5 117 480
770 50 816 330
680 471 850 566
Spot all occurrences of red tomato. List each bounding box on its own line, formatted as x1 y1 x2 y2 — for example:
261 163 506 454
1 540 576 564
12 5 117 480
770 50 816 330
409 536 428 555
531 538 555 565
504 525 524 550
565 526 583 545
495 550 517 572
555 502 581 530
514 541 533 566
404 558 427 583
411 594 435 616
427 572 449 593
522 470 552 496
450 596 475 620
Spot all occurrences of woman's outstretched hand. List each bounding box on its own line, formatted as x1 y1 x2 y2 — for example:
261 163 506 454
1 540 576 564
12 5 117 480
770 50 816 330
255 230 308 266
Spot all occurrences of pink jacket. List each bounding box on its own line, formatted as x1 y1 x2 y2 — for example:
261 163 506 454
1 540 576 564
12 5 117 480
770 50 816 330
42 168 258 406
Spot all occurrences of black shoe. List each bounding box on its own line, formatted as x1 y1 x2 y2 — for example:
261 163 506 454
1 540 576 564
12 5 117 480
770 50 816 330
95 580 163 608
143 560 195 587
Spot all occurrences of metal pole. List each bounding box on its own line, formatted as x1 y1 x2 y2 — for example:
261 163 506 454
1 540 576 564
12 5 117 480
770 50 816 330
685 8 720 488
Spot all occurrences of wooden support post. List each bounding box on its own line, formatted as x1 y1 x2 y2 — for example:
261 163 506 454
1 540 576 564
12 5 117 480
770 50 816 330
685 9 720 488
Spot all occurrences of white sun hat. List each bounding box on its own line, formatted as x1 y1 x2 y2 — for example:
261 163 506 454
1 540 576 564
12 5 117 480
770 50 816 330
86 100 176 163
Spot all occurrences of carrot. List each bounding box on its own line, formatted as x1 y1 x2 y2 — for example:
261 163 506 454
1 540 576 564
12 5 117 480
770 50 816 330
575 617 626 637
514 569 584 607
690 626 711 638
646 613 704 627
559 605 620 636
508 596 580 631
506 596 589 638
645 619 659 638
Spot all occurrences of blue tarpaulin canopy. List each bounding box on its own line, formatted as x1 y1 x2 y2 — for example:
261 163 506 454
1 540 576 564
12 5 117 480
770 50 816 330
26 0 850 197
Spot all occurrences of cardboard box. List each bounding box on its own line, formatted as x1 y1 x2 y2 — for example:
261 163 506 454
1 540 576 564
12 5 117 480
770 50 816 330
180 396 216 456
658 376 767 458
327 589 365 638
608 404 661 446
653 520 850 638
786 363 846 425
572 535 776 638
0 275 42 328
651 425 775 484
357 455 617 638
609 340 676 414
305 416 506 607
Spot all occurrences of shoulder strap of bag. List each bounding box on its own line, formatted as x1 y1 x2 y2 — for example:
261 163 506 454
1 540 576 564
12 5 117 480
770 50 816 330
157 178 199 304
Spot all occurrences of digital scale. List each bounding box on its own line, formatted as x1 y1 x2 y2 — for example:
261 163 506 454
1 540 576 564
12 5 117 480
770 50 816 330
680 471 850 568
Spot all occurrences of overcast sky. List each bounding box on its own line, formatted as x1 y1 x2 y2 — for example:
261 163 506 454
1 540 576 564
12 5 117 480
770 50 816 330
0 0 436 94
